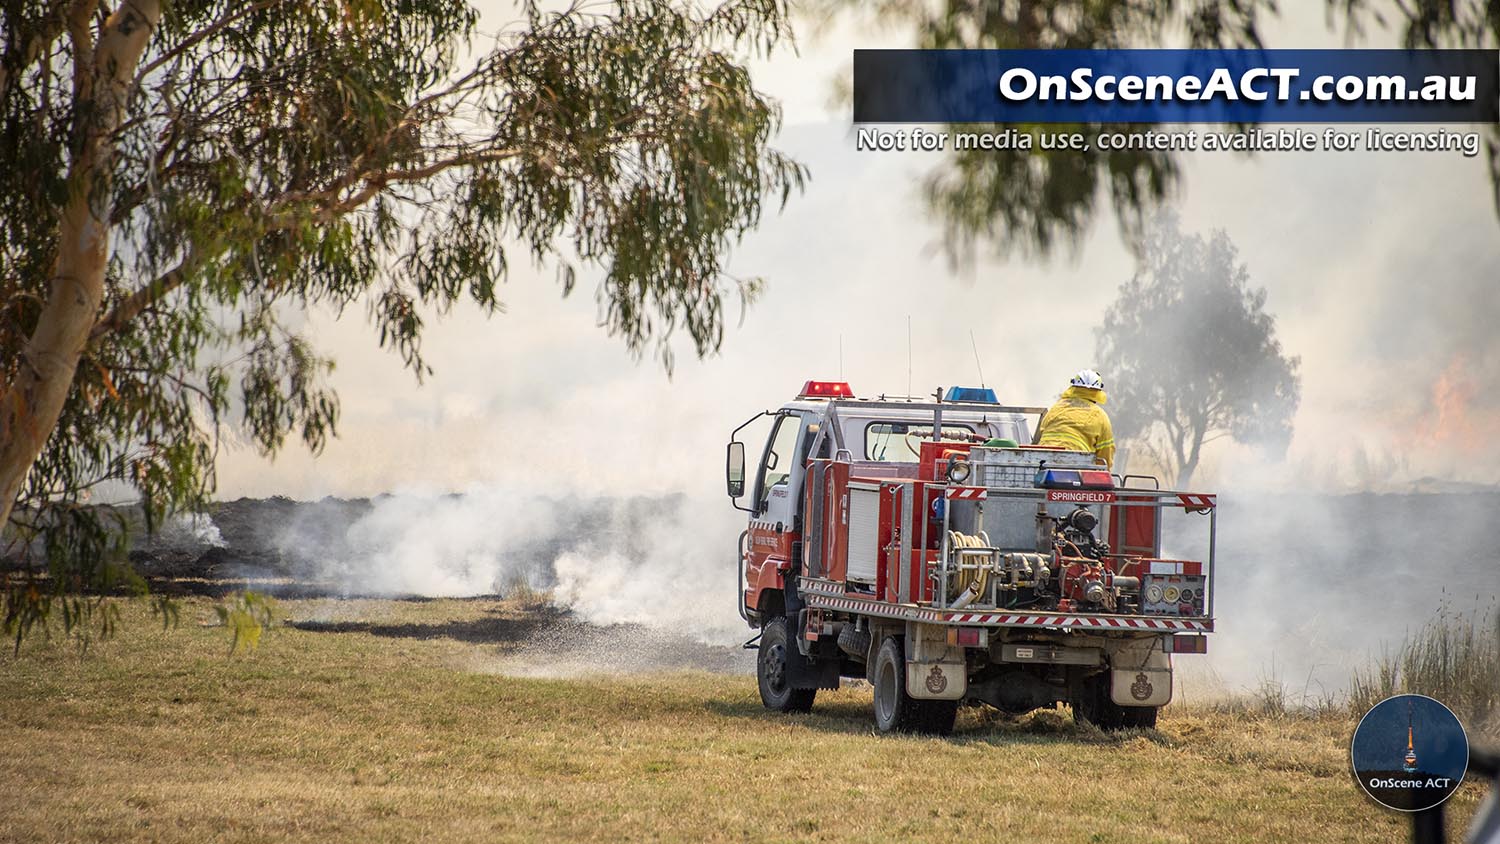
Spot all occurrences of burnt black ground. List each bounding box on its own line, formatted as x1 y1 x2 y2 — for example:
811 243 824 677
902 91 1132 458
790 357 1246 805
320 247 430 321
112 493 684 598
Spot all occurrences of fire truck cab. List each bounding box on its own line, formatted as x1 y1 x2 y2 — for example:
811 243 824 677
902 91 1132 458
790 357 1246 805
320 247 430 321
726 381 1219 734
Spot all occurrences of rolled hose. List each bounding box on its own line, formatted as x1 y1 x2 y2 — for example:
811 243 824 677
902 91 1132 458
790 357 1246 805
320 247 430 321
947 530 991 608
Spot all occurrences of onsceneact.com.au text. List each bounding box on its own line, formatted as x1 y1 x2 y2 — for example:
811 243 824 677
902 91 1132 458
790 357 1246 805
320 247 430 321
997 67 1480 104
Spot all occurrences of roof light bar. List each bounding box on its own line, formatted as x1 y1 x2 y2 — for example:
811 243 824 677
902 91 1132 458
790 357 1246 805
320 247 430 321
945 386 998 403
798 380 854 399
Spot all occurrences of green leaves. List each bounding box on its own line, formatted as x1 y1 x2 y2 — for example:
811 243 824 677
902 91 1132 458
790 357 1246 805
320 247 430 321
478 0 805 368
923 122 1177 262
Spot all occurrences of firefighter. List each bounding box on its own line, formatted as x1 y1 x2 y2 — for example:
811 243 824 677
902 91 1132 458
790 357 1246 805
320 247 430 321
1035 369 1115 468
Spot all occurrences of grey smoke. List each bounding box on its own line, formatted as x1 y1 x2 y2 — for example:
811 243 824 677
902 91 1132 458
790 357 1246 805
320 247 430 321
125 482 1496 699
166 489 748 644
1168 490 1499 697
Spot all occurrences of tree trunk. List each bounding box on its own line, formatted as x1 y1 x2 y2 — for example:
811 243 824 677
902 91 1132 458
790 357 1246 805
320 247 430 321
1167 425 1188 490
0 1 159 530
1178 415 1208 489
1177 453 1200 490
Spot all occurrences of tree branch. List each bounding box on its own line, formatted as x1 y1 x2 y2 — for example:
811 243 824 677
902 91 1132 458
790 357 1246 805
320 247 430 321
65 0 99 108
268 147 523 228
0 1 72 103
89 247 200 342
131 0 288 85
96 141 525 341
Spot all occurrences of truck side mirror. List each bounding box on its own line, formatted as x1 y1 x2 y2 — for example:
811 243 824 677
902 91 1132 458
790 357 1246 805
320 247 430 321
726 441 746 498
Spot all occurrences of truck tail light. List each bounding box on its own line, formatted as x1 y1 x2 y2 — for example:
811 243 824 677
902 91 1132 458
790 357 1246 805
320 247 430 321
1164 635 1208 654
947 627 985 647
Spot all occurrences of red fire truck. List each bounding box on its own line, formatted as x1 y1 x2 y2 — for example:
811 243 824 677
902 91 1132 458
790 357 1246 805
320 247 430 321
725 381 1218 734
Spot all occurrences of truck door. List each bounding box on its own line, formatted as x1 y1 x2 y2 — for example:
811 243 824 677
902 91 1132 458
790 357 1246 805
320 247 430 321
745 411 816 616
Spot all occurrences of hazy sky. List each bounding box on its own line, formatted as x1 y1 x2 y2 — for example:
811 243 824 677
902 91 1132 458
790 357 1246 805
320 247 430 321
212 3 1500 502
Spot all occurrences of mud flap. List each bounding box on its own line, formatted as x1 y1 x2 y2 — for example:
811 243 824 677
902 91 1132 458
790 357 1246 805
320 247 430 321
1106 638 1173 707
1110 668 1172 707
904 621 967 700
906 660 967 700
784 605 839 690
786 638 841 690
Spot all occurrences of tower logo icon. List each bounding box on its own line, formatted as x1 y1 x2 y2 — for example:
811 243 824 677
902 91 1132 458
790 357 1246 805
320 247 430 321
1351 694 1468 813
1402 698 1419 774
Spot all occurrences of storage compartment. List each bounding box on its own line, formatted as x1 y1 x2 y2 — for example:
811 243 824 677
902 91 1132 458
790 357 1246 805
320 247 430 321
846 484 880 584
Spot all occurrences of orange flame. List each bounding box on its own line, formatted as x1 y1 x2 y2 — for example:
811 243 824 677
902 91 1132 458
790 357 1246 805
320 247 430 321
1417 355 1495 453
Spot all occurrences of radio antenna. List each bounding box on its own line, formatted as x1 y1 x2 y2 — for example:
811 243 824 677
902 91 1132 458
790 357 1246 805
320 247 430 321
906 316 913 399
969 330 986 388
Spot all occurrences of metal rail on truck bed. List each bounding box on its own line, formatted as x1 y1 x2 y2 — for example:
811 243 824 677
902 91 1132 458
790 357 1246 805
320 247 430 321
800 472 1219 631
798 576 1214 632
934 481 1218 622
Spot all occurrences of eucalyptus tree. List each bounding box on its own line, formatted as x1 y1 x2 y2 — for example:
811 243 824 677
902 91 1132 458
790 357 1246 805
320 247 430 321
0 0 804 641
1096 214 1301 488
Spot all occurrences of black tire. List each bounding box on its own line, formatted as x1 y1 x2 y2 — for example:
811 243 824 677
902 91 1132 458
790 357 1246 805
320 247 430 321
871 637 958 736
1071 673 1158 730
1121 704 1159 729
917 697 960 735
757 617 816 713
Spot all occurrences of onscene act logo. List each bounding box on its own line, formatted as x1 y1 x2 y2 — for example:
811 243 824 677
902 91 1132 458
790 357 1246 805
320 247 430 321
1351 694 1469 812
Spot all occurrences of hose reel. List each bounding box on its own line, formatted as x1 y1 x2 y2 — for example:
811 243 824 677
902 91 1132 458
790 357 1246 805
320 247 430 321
945 530 995 608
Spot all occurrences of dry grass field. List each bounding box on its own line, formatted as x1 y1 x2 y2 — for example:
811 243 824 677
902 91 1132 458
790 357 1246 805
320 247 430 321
0 597 1491 843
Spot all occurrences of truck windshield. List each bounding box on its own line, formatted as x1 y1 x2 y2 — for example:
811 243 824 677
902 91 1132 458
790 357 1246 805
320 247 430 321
844 410 1031 463
865 423 977 462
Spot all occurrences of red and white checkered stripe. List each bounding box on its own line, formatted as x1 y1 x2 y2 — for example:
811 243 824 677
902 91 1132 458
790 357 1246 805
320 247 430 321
945 486 987 500
800 587 1212 632
1177 493 1217 510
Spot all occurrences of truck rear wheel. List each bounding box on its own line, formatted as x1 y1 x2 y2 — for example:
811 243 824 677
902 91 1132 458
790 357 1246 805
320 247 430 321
1071 673 1158 730
757 617 816 713
872 637 958 736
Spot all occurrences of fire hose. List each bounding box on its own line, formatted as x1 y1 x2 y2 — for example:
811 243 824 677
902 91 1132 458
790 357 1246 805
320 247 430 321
947 530 992 609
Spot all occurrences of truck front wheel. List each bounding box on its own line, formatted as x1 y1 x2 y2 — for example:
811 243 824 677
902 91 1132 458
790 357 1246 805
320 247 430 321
872 637 958 736
757 617 816 713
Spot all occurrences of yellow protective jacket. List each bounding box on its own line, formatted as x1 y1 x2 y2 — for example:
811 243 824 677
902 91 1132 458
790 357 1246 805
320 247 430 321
1036 386 1115 468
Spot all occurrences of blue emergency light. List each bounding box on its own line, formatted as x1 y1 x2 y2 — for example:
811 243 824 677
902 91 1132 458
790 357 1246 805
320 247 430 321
1034 468 1115 490
945 386 998 403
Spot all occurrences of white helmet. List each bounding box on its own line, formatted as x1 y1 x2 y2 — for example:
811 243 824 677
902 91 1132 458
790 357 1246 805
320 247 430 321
1069 369 1105 390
